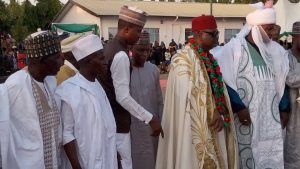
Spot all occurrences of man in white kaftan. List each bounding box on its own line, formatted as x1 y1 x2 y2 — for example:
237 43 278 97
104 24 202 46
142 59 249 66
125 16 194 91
0 31 64 169
213 1 289 168
56 35 117 169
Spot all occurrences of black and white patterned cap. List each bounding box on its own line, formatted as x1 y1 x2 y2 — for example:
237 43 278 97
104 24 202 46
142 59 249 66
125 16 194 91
25 30 61 58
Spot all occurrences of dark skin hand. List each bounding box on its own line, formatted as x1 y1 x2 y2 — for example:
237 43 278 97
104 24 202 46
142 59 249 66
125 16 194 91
237 108 252 126
209 110 224 132
280 112 289 129
149 116 164 138
64 140 82 169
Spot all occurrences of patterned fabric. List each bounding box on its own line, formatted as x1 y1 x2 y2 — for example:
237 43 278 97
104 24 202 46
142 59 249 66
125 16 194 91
25 31 61 58
136 30 150 45
31 78 61 169
234 41 284 169
119 5 147 27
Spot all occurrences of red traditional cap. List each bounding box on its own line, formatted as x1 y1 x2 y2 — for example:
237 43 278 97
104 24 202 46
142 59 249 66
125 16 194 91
192 15 217 32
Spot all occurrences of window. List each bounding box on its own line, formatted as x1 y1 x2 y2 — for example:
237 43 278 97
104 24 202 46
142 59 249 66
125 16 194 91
143 28 159 44
108 27 117 40
185 28 192 41
224 29 240 43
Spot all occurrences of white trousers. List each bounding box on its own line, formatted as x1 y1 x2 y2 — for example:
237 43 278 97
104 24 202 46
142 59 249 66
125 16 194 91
116 133 132 169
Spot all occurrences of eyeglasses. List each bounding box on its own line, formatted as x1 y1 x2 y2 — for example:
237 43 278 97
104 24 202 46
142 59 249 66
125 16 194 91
201 31 219 38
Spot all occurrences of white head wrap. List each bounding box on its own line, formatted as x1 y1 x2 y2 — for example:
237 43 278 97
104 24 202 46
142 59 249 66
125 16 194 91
246 2 276 26
71 34 103 61
214 1 289 100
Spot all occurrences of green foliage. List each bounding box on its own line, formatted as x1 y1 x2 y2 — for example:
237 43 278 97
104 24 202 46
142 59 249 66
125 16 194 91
1 0 62 43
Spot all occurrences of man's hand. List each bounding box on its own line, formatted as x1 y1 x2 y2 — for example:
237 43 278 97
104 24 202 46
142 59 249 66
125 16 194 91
209 113 224 132
237 108 251 126
280 112 289 129
149 115 164 138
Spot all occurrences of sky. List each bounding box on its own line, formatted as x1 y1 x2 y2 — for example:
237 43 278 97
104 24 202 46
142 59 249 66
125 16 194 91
3 0 68 4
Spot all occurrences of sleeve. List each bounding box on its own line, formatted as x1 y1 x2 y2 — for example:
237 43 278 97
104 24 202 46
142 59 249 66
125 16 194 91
279 86 290 113
155 67 164 120
110 51 153 124
226 84 246 113
61 100 76 145
286 62 300 88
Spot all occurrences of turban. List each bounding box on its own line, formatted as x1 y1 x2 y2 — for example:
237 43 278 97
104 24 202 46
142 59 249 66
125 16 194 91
246 2 276 26
25 30 61 58
136 30 150 45
119 6 147 27
71 34 103 61
61 33 85 53
292 21 300 35
192 15 217 32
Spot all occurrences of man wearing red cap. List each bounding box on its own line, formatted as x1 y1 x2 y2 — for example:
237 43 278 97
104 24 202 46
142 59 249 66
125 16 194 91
156 15 238 169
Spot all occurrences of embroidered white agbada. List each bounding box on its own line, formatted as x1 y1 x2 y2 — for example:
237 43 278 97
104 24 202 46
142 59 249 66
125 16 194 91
55 73 117 169
156 46 238 169
0 69 62 169
214 30 289 168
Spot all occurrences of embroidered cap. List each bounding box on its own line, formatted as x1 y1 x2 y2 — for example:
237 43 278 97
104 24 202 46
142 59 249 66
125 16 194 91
136 30 150 45
61 33 85 53
119 5 147 27
71 34 103 61
292 21 300 35
25 30 61 58
192 15 217 32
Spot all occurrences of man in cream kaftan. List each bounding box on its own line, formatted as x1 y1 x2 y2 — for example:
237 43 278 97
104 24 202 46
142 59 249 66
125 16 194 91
156 15 238 169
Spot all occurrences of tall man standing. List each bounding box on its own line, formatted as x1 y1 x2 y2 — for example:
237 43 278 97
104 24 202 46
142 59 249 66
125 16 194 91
0 31 63 169
284 21 300 169
130 31 163 169
97 6 163 169
156 15 238 169
56 35 117 169
215 1 290 168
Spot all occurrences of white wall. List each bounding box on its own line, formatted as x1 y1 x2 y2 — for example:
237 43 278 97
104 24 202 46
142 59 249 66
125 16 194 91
59 5 245 44
59 5 101 34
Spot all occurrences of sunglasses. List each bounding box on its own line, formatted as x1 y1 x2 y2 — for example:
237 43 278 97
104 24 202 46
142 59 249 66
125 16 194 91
201 31 219 38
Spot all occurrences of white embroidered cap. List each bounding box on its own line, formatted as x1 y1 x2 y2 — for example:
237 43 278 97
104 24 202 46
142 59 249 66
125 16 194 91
61 33 85 53
71 34 103 61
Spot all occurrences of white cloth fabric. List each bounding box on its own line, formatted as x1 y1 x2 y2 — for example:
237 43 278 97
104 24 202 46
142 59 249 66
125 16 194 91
0 70 62 169
213 24 289 100
110 51 153 123
0 84 9 169
116 133 132 169
56 73 117 169
213 32 286 168
64 60 78 73
246 2 276 26
71 34 103 61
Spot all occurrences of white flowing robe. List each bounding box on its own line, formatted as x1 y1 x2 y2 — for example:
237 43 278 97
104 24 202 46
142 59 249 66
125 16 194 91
55 73 117 169
156 46 238 169
214 36 289 169
0 70 61 169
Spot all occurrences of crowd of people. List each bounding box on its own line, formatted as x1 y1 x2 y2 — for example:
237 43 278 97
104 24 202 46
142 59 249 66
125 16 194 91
1 0 300 169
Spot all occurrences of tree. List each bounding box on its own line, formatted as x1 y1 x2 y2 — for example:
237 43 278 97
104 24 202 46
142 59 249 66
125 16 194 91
0 0 9 33
35 0 63 29
22 0 38 33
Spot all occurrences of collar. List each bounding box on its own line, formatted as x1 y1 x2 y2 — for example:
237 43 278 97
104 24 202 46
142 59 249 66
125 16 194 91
64 60 78 73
